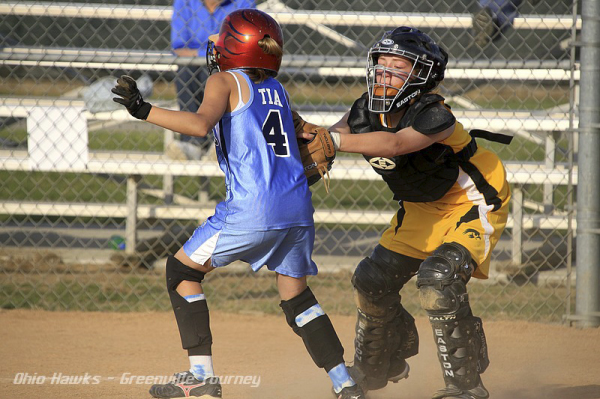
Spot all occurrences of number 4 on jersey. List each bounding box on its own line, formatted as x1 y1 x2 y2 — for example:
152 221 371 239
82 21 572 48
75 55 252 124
262 109 290 157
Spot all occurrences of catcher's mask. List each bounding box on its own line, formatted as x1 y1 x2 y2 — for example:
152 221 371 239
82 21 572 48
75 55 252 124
366 26 448 113
206 9 284 75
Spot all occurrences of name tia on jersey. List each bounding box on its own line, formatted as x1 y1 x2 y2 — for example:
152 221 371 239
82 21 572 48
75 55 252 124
257 88 283 107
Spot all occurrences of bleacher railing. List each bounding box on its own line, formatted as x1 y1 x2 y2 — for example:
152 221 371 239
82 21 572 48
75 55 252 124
0 0 578 322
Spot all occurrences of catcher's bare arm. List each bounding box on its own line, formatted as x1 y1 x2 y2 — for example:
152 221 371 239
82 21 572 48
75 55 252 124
295 111 452 159
331 113 454 158
337 123 453 158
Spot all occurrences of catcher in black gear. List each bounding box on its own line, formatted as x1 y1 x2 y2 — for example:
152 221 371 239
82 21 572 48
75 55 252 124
297 27 512 399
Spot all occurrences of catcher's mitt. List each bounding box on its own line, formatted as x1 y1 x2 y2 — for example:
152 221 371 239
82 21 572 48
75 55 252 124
292 111 336 192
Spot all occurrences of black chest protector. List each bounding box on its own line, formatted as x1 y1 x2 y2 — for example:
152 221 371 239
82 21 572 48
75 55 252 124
348 93 469 202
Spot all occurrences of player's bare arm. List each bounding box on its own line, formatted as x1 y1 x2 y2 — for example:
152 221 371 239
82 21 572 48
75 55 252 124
146 73 231 137
112 73 232 138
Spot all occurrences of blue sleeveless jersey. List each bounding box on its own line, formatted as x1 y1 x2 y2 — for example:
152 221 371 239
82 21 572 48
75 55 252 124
211 70 314 230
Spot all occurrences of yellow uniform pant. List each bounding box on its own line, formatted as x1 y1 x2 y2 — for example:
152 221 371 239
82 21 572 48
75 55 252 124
379 159 510 279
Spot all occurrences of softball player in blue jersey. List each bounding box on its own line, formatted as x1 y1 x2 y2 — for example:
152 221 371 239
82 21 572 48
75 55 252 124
112 9 364 399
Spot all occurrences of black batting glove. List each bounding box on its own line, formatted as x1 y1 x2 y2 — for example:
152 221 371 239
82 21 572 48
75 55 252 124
111 75 152 120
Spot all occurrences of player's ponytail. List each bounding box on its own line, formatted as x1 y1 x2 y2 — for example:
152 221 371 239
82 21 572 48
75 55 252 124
258 36 283 59
245 36 283 83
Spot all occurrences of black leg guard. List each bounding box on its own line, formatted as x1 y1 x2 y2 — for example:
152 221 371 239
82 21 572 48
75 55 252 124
351 246 421 391
388 304 419 378
353 293 419 390
165 255 212 356
417 243 490 396
279 287 344 372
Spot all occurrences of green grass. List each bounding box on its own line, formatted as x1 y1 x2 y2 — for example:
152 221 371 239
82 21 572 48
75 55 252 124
0 127 165 152
89 129 165 152
1 272 169 312
0 171 127 202
0 269 572 322
484 136 545 162
467 96 567 111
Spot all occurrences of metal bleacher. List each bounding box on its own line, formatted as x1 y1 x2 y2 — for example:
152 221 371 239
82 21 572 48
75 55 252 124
0 1 579 266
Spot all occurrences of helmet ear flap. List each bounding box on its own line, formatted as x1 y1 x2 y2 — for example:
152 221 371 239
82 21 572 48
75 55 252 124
434 46 449 81
439 46 449 62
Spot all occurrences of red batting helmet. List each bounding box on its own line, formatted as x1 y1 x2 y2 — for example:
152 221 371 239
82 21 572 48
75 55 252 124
206 9 284 74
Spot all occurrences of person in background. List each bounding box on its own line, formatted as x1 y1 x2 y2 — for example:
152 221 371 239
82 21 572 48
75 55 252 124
473 0 528 47
168 0 255 160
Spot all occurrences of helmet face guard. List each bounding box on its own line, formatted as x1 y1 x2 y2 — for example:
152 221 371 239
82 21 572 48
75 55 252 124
365 27 447 114
205 9 284 75
367 48 434 113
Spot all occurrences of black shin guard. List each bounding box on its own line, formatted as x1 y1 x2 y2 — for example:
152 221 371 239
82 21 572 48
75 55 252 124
353 292 418 390
417 243 489 391
280 287 345 372
165 256 212 356
429 313 489 390
351 247 421 390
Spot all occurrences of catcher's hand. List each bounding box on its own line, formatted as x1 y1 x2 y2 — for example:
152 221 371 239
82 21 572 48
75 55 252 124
111 75 152 120
292 111 336 192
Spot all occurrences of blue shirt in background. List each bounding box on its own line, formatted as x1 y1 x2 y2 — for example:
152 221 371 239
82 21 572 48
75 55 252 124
171 0 256 57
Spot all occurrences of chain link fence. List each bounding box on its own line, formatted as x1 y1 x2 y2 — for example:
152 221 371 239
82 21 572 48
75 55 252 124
0 0 579 322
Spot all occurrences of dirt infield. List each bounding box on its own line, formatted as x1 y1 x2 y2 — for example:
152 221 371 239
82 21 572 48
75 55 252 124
1 309 599 399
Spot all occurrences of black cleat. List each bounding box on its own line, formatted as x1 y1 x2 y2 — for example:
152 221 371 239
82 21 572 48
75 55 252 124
432 379 489 399
149 371 222 398
336 384 366 399
347 360 409 393
387 359 410 383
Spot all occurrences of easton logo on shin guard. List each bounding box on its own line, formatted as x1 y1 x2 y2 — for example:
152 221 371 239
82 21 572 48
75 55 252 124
354 317 374 363
429 314 457 321
434 328 454 377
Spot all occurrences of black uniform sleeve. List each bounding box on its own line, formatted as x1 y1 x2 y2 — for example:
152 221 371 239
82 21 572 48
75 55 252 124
347 92 372 134
401 94 456 135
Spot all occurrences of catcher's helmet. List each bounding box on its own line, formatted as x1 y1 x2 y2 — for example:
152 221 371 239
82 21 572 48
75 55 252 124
206 9 284 75
366 26 448 113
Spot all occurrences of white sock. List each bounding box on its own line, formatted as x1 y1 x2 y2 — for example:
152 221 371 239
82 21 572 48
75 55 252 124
183 295 212 380
189 355 214 380
328 363 355 393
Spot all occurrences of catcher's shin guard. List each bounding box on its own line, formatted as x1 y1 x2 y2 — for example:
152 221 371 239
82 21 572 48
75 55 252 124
353 290 418 391
417 243 489 393
165 256 212 356
280 287 344 372
351 246 420 391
